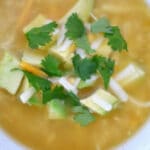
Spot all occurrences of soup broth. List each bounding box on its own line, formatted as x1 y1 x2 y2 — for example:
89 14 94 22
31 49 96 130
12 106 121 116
0 0 150 150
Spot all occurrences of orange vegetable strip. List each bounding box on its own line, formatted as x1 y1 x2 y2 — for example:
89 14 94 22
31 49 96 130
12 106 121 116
20 61 47 78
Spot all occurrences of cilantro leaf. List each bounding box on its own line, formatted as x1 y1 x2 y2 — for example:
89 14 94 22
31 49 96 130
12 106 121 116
73 106 95 126
36 86 64 104
72 54 115 89
24 71 51 91
72 54 97 81
42 90 52 104
91 17 127 52
74 113 95 126
65 13 94 54
91 17 112 33
66 91 81 106
104 26 128 51
41 55 63 77
75 35 95 54
42 86 80 105
93 56 115 89
25 22 57 49
65 13 85 40
42 86 66 104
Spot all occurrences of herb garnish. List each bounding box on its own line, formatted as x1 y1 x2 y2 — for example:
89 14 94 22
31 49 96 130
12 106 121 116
73 106 95 126
72 54 97 80
24 71 51 92
41 55 63 77
72 54 114 89
65 13 85 40
22 13 128 126
104 26 128 51
65 13 94 54
75 35 94 54
24 70 95 126
92 56 115 89
26 22 57 49
91 17 112 34
91 17 128 51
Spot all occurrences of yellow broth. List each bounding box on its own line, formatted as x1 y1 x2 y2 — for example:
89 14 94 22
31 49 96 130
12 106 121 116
0 0 150 150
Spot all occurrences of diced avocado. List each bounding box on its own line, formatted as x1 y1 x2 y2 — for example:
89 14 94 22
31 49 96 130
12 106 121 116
81 99 107 115
0 52 24 94
60 0 94 23
22 49 48 66
97 89 120 107
47 99 68 119
115 63 145 86
49 39 76 69
49 48 73 69
23 14 47 33
81 89 119 115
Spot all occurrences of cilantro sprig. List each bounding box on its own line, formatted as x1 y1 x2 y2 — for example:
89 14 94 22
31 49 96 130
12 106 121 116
104 26 128 51
91 17 128 51
24 71 51 92
65 13 94 54
42 85 94 127
23 70 95 126
93 56 115 89
73 106 95 126
91 17 112 34
75 35 94 54
72 54 97 80
41 55 63 77
42 86 80 105
72 54 115 89
65 13 85 40
26 22 57 49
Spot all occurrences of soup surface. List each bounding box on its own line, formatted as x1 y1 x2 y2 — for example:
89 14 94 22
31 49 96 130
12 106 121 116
0 0 150 150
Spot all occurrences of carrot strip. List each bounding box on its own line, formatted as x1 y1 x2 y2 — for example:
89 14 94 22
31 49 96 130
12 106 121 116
16 0 34 30
20 61 47 78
